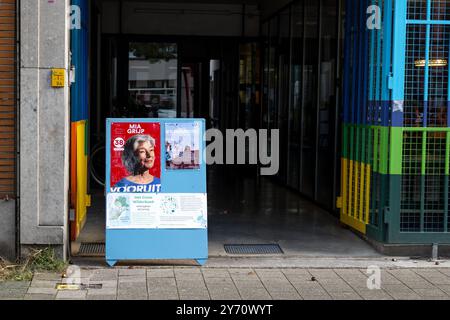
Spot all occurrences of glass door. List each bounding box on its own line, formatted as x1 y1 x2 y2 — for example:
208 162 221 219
127 42 178 118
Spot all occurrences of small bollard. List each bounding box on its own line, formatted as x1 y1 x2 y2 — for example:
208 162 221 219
432 243 438 261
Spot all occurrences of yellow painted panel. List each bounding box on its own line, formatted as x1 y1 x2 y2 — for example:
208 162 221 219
336 196 342 209
359 162 365 222
348 160 353 217
341 158 347 214
353 160 359 219
339 159 368 235
86 194 91 207
76 121 88 238
340 211 366 234
365 164 371 224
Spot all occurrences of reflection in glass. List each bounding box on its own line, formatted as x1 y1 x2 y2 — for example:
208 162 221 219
181 63 196 118
301 0 319 198
287 2 303 190
268 16 279 132
262 22 270 131
277 7 291 183
128 43 178 118
316 0 338 209
239 43 260 130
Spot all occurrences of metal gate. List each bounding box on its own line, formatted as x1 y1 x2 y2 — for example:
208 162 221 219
338 0 450 244
386 0 450 243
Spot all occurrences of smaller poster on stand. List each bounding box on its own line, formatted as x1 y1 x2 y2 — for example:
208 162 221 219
165 122 201 170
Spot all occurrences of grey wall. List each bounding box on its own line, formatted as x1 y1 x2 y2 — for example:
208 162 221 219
0 201 15 261
19 0 71 259
100 1 260 37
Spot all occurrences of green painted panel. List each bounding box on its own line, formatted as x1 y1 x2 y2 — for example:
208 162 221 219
389 127 403 175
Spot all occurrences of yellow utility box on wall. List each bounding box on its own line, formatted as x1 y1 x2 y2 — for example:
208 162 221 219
51 68 65 87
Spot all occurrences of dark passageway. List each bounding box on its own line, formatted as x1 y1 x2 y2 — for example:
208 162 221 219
207 166 379 257
73 165 379 259
71 0 380 262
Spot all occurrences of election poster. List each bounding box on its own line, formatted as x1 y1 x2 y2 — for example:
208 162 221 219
109 122 161 193
165 122 201 170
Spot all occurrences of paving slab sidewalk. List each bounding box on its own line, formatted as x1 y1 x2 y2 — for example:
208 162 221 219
1 267 450 300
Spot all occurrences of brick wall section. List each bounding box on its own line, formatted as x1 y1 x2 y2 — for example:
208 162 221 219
0 0 15 199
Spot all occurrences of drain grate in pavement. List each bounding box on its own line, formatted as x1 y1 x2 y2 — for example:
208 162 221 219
78 242 105 256
224 244 284 255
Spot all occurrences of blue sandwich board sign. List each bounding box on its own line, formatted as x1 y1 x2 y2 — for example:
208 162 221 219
105 118 207 266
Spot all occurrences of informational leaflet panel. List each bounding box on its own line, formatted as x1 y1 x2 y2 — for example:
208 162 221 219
107 193 207 229
107 120 207 230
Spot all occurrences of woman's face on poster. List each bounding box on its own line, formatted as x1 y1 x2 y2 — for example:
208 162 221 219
135 141 155 170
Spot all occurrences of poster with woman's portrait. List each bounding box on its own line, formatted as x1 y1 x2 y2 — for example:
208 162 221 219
110 122 161 193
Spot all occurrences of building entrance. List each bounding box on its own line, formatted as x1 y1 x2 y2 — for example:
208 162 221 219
69 0 380 262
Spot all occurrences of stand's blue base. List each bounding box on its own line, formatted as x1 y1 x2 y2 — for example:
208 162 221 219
105 229 208 266
106 260 117 267
196 259 207 266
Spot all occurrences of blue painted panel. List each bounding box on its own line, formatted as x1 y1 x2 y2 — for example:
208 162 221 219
105 118 208 265
357 0 364 125
391 0 407 126
71 0 89 122
106 229 208 261
381 0 393 126
407 19 450 25
342 0 351 123
352 0 357 124
362 0 369 125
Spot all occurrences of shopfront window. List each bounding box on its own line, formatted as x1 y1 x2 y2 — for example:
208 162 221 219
261 0 341 210
128 42 178 118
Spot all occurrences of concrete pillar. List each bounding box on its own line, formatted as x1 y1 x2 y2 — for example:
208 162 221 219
20 0 70 260
0 201 16 261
